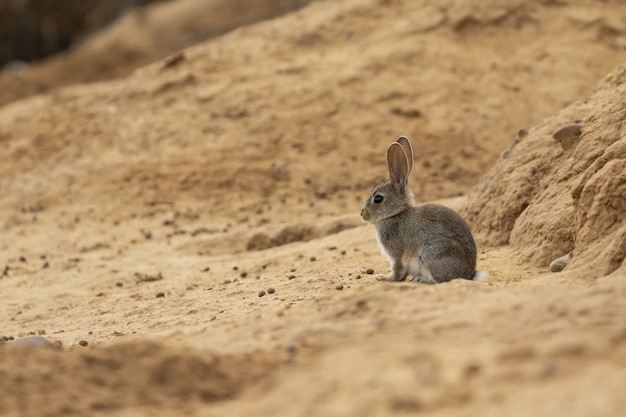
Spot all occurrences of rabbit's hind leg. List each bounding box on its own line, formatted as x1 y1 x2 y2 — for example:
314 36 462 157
406 256 437 284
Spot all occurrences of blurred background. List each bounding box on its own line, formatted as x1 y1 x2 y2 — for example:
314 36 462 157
0 0 314 107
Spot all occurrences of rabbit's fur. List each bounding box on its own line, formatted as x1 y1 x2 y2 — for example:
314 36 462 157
361 136 479 283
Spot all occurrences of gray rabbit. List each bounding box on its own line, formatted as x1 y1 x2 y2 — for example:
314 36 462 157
361 136 483 284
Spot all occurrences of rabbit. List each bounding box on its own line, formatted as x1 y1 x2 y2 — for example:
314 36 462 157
360 136 483 284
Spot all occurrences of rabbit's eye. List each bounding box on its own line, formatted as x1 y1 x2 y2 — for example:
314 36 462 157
373 195 384 204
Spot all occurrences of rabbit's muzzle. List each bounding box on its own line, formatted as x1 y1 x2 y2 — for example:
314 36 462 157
360 208 371 223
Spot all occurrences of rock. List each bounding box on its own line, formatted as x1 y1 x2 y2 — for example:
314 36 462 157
5 335 50 348
550 254 570 273
552 123 584 150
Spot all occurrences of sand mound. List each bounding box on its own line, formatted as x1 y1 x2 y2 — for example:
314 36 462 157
464 63 626 280
0 341 279 415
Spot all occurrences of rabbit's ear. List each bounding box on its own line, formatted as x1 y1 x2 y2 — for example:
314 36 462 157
396 136 413 175
387 142 410 192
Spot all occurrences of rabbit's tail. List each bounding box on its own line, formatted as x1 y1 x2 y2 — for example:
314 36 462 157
472 270 488 282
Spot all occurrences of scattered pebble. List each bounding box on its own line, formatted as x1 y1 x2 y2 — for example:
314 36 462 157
19 256 26 262
156 292 165 298
550 254 570 273
310 256 316 262
336 284 344 290
355 275 362 279
233 266 239 271
202 266 211 272
79 340 88 347
258 290 266 297
41 261 49 269
365 268 375 274
240 271 248 278
287 274 296 280
542 363 558 378
135 271 163 283
115 282 123 287
267 287 275 294
287 345 298 358
340 250 346 255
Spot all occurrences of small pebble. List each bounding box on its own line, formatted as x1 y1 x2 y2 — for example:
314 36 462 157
202 266 210 272
156 292 165 298
355 275 362 279
310 256 316 262
233 266 239 271
550 254 570 273
365 268 374 275
336 284 344 290
287 274 296 280
258 290 266 297
79 340 88 347
19 256 26 262
267 287 276 294
240 271 248 278
41 261 49 269
115 282 123 287
287 345 298 357
542 363 558 378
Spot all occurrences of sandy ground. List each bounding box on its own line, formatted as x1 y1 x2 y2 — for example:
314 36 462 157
1 0 626 416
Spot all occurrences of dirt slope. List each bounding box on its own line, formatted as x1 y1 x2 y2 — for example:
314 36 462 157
0 0 311 107
465 63 626 280
1 0 626 416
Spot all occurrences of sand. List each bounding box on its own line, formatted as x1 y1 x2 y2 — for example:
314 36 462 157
1 0 626 416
